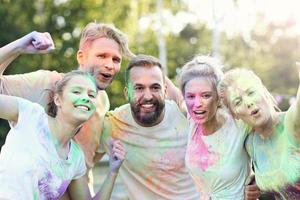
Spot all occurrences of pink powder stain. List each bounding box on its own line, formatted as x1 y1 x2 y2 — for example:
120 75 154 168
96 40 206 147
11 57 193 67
187 125 219 171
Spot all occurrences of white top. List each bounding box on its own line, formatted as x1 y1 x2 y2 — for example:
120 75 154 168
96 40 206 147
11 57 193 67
0 98 86 200
99 100 199 200
185 115 250 200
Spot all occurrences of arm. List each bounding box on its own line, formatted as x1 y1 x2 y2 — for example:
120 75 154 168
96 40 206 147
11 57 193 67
165 76 187 114
0 31 54 75
0 94 19 123
285 63 300 143
68 140 126 200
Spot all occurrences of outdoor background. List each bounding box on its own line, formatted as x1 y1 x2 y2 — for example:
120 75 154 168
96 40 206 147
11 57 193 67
1 0 300 199
1 0 300 146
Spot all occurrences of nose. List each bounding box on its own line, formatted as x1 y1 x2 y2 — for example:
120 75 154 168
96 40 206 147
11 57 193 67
194 96 203 107
143 88 153 100
81 93 91 103
104 59 114 70
244 97 253 108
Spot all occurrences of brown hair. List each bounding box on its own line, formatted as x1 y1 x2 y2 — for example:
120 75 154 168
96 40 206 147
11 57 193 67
47 70 97 117
125 54 164 85
79 22 135 58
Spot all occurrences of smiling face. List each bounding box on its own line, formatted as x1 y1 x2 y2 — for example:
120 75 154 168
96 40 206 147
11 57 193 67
77 37 122 90
227 77 272 129
125 65 166 127
56 75 97 124
184 78 219 125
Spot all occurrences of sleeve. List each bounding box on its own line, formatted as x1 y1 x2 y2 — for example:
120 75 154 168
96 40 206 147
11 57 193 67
72 143 87 180
11 97 43 129
245 134 254 160
0 70 63 107
97 115 112 154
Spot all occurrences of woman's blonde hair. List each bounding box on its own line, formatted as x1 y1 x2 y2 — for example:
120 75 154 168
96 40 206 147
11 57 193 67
79 22 135 58
178 55 224 97
218 68 280 117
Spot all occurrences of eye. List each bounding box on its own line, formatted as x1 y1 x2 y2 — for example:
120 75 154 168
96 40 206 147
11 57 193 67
72 90 81 94
186 94 195 99
97 54 105 59
134 86 143 91
203 93 212 99
234 100 242 106
113 57 121 64
88 93 96 98
248 91 255 96
151 85 161 91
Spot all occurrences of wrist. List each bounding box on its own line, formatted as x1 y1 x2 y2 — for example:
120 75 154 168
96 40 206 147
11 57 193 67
14 34 30 54
108 170 118 178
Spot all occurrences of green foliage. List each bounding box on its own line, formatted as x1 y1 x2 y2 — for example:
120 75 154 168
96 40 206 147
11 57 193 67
1 0 300 146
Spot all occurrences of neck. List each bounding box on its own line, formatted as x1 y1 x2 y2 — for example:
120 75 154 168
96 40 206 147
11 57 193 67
48 115 81 148
254 111 280 139
198 114 223 136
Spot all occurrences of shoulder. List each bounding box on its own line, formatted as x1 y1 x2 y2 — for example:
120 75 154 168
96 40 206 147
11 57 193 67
108 103 131 118
165 100 184 115
17 97 44 113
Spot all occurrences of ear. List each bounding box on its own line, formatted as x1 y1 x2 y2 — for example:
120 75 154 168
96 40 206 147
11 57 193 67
163 83 167 98
77 50 85 66
123 87 129 101
54 93 62 108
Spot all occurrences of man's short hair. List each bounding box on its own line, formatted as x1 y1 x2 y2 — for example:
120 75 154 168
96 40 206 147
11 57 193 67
125 54 164 85
79 22 135 58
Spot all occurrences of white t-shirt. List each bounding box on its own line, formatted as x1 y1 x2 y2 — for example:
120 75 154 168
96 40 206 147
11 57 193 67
99 100 199 200
0 98 86 200
185 115 250 200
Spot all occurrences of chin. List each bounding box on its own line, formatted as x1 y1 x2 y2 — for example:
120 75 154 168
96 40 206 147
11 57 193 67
97 81 109 90
193 118 207 125
75 113 92 123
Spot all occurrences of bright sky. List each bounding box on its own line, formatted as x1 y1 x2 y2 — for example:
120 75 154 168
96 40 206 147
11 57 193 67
184 0 300 36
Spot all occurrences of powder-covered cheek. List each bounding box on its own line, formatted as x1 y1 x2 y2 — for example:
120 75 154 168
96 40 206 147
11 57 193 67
185 99 195 116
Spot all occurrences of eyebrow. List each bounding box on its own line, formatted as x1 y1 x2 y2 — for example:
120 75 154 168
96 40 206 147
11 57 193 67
71 86 96 92
151 83 162 87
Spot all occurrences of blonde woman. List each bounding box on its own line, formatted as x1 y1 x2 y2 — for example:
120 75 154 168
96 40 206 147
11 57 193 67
177 56 258 200
218 65 300 199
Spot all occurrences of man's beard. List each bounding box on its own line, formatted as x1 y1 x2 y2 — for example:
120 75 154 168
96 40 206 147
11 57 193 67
130 98 165 126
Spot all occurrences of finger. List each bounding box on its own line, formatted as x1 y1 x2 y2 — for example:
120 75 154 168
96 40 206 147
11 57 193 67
113 144 125 152
113 152 125 160
32 33 54 51
246 185 259 191
113 141 125 150
44 32 55 50
113 148 126 157
245 191 260 199
113 139 123 146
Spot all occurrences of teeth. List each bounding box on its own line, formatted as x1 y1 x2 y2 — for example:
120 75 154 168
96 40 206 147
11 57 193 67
141 104 153 108
76 105 89 111
194 111 205 114
102 74 112 78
